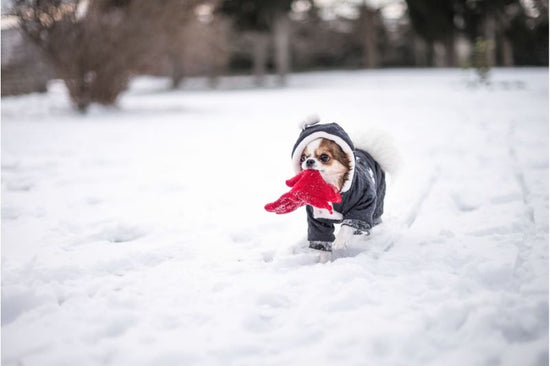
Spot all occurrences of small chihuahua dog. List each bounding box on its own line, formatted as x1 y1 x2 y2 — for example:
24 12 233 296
291 116 396 255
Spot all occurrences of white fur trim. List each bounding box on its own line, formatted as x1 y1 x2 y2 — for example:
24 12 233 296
312 207 343 220
291 131 355 192
298 114 320 130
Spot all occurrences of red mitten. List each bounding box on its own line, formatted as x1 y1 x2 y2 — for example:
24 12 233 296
264 192 303 214
265 170 342 215
285 173 302 188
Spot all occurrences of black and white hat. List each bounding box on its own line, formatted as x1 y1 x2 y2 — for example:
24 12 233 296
291 116 356 192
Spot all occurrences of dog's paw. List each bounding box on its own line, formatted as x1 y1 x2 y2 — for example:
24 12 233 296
318 251 332 263
331 239 347 250
333 225 355 250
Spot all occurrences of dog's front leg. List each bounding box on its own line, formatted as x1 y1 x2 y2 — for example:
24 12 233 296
332 225 356 250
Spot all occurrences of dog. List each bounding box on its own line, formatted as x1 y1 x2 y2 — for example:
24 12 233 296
291 116 396 254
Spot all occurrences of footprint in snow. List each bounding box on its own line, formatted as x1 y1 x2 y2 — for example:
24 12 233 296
93 222 149 243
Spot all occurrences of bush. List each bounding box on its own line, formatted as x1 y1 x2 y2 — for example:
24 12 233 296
12 0 201 112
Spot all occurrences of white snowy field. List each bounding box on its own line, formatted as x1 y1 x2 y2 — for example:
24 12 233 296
1 68 548 366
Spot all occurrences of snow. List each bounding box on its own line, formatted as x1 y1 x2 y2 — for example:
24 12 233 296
2 68 548 366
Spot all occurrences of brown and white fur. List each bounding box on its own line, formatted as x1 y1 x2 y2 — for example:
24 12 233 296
300 138 351 191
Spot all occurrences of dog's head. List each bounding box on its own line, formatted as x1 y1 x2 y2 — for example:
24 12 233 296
300 138 351 190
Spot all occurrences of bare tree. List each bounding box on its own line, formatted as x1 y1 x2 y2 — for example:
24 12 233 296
11 0 202 112
357 4 382 69
172 2 228 88
273 13 290 85
143 0 210 89
183 14 229 87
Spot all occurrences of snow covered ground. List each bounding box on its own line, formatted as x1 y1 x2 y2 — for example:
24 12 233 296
1 68 548 366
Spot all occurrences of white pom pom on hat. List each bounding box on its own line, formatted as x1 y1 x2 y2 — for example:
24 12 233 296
298 114 320 130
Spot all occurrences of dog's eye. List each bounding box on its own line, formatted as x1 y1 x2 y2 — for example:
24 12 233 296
320 154 330 162
300 154 307 163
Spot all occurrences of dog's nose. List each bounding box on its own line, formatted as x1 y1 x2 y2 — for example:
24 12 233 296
306 159 316 168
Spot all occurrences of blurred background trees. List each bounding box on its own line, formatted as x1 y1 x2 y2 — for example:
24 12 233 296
9 0 203 111
2 0 548 111
220 0 293 85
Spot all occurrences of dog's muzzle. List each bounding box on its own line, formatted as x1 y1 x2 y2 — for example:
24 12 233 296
305 159 316 169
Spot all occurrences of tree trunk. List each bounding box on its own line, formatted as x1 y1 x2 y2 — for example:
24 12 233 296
360 5 378 69
433 41 446 67
426 40 435 67
273 13 290 86
501 35 514 66
251 32 269 87
483 14 497 67
413 34 428 66
170 53 184 89
208 63 220 89
443 32 456 67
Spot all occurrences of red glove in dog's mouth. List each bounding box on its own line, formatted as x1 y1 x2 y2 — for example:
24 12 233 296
265 169 341 215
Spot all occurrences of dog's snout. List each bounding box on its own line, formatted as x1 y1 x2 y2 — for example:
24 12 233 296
306 159 316 168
